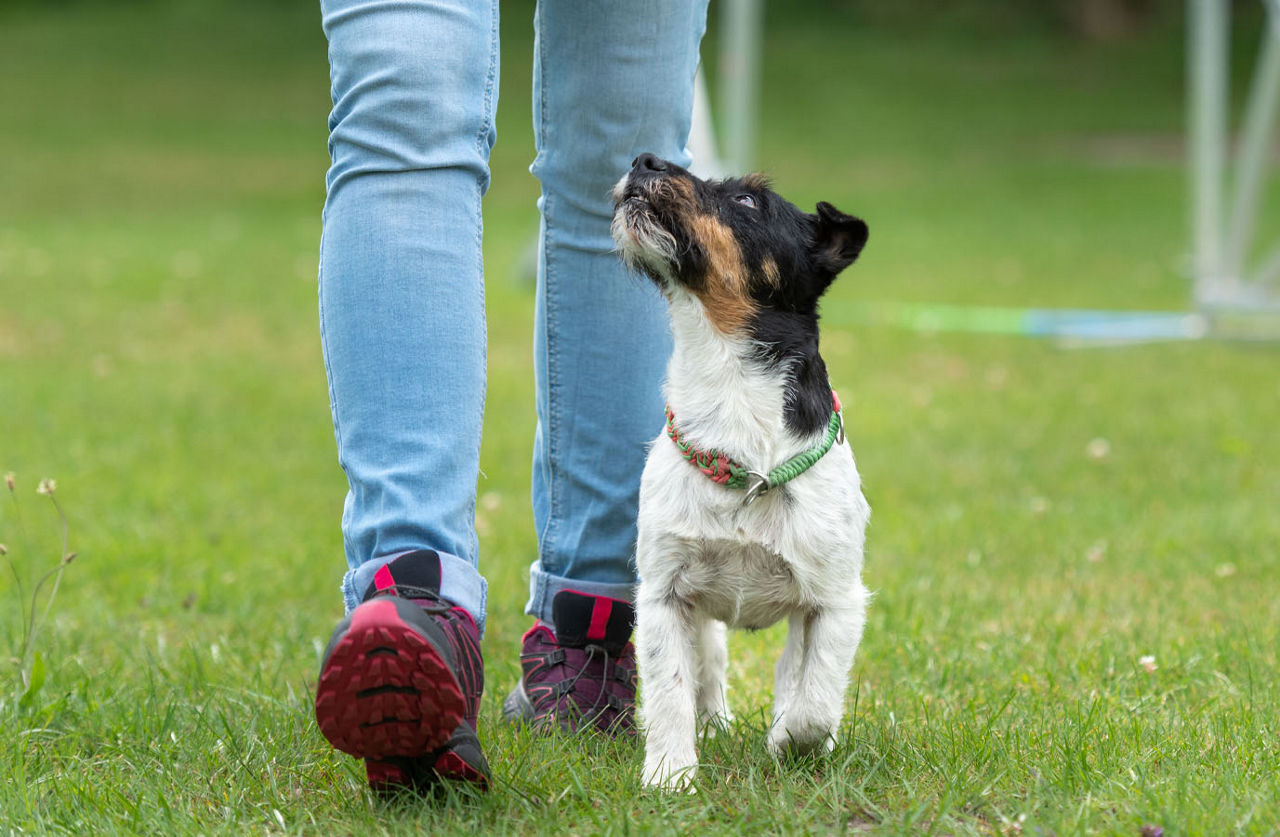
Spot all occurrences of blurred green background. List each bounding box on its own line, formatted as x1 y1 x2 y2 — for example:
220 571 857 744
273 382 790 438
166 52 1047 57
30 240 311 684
2 0 1277 833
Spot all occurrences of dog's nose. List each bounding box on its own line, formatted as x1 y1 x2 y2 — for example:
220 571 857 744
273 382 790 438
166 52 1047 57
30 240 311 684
632 153 668 173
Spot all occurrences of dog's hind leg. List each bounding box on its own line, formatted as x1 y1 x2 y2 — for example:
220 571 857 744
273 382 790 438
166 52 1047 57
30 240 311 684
767 583 869 757
694 618 731 732
636 582 700 791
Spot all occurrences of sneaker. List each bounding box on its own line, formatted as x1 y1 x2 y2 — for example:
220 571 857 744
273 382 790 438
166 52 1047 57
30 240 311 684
362 723 488 794
315 549 489 793
501 590 638 735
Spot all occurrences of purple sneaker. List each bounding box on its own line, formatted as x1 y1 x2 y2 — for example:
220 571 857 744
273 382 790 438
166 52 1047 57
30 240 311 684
501 590 637 735
315 550 489 793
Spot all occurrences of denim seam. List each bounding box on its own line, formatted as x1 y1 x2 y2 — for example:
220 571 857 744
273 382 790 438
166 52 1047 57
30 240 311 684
470 176 487 567
317 223 342 460
465 0 494 571
533 2 558 620
474 0 498 160
341 570 357 613
317 221 359 592
538 220 562 622
471 0 496 573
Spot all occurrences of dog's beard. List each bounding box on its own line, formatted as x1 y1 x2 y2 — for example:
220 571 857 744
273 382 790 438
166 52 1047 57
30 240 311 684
611 197 678 282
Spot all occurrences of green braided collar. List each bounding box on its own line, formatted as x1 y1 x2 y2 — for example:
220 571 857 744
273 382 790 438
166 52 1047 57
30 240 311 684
664 391 845 505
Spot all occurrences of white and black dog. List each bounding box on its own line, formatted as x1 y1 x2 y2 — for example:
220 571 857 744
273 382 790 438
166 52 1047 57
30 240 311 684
611 154 872 791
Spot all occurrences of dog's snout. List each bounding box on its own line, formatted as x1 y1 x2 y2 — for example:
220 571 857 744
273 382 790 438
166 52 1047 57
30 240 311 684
632 153 669 173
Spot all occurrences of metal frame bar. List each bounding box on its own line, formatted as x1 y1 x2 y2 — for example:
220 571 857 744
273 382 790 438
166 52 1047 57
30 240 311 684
719 0 763 174
1225 0 1280 280
689 66 728 178
1189 0 1228 302
689 0 764 177
1190 0 1280 309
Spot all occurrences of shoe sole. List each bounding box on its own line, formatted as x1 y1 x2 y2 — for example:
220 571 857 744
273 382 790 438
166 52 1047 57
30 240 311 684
500 681 535 724
315 598 466 760
365 721 491 795
365 752 487 794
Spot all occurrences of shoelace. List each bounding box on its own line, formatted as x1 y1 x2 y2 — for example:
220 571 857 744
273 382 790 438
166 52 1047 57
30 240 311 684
554 644 628 727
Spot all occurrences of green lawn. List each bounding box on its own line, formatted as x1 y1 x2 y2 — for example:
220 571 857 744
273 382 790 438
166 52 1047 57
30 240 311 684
2 2 1277 834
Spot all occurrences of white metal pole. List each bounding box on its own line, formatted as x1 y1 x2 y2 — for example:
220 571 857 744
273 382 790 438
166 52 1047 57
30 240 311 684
1223 0 1280 285
1189 0 1229 306
689 66 728 179
720 0 763 174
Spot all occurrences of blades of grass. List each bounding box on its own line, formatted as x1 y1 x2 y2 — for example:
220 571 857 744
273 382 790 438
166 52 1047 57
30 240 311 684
18 650 45 710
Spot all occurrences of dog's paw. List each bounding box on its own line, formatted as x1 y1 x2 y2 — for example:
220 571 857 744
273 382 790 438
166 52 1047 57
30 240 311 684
642 755 699 793
766 722 836 758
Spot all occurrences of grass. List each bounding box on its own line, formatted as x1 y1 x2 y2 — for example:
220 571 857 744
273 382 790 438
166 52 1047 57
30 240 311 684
1 1 1278 833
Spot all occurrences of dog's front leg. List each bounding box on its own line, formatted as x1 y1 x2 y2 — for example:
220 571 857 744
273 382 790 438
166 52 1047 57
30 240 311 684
636 581 700 791
767 584 869 757
769 612 807 736
694 618 731 731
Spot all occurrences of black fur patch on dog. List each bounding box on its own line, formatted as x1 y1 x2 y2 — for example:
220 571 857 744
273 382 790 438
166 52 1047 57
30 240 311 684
614 155 868 437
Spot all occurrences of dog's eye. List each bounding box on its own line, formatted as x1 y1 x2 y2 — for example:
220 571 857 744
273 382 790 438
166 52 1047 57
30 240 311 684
734 194 757 209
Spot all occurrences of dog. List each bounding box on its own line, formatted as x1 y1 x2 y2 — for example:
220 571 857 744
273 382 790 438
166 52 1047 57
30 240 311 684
611 154 872 791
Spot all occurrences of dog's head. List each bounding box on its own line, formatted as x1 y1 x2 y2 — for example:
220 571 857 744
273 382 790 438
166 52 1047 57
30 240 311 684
611 154 868 336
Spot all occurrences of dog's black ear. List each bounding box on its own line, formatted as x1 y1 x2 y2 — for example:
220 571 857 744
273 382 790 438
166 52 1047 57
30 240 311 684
813 201 868 275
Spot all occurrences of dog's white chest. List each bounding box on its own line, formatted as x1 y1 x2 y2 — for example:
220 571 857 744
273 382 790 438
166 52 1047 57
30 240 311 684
669 539 804 630
636 433 868 627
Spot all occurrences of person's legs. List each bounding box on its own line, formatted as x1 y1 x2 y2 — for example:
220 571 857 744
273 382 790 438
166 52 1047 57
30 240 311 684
315 0 498 790
527 0 710 628
319 0 499 630
500 0 709 736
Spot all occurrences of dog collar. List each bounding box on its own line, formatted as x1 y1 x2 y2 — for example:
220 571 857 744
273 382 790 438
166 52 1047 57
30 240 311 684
664 391 845 506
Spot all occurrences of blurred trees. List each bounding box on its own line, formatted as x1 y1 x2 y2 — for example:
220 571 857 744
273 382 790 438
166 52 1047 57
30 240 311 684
775 0 1264 41
1066 0 1159 40
0 0 1257 43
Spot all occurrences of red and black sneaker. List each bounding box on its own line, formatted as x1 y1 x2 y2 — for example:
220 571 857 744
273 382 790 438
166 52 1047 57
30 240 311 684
315 549 489 793
501 590 637 736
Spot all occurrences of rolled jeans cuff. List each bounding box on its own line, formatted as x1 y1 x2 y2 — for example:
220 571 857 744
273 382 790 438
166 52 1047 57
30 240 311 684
343 550 489 637
525 559 636 632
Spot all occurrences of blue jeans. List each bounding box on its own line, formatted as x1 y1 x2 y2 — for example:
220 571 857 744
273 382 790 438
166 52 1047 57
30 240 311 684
319 0 709 635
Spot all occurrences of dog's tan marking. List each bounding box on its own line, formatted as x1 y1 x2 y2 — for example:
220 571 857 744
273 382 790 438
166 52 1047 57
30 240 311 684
651 175 698 217
689 213 756 334
761 256 780 287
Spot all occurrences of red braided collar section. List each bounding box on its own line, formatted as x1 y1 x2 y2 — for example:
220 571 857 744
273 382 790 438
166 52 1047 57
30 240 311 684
664 390 843 492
